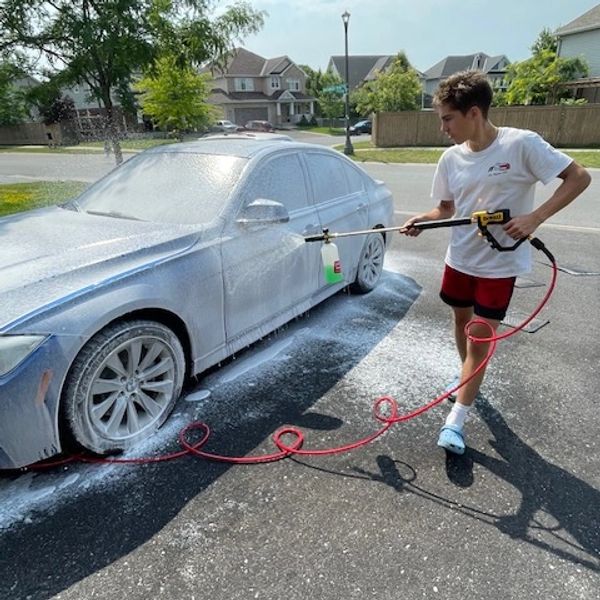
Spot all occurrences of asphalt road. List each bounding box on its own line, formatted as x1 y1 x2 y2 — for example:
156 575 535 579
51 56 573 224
0 146 599 600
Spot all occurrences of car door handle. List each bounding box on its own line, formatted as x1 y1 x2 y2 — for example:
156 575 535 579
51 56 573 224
356 203 367 211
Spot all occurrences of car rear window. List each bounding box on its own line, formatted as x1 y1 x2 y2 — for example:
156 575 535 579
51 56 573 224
75 152 247 224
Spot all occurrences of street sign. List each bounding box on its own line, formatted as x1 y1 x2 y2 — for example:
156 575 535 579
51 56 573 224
323 84 347 94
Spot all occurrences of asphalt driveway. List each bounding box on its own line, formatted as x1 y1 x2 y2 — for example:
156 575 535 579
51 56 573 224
0 153 598 600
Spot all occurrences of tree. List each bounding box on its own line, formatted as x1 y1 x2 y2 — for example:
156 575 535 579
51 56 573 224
0 0 264 163
40 95 77 126
530 28 558 55
351 53 422 116
315 71 345 127
504 29 588 105
134 54 219 139
0 61 29 126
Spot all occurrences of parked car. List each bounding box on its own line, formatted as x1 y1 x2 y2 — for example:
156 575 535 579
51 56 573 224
349 119 372 135
212 119 239 133
0 138 394 468
242 120 275 133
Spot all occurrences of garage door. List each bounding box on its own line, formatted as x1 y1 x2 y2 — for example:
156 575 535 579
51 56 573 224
235 107 269 125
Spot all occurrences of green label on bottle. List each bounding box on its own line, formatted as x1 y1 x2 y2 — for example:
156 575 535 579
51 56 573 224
324 264 344 284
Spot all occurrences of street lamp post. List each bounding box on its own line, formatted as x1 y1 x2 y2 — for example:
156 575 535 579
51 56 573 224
342 10 354 156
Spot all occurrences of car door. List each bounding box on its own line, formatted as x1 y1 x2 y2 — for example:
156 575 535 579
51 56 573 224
303 152 369 286
221 151 322 343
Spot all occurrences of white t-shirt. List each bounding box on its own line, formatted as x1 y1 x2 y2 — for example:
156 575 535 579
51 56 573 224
431 127 572 277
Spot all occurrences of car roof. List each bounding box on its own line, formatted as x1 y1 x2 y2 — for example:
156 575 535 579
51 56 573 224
146 137 319 159
201 132 293 142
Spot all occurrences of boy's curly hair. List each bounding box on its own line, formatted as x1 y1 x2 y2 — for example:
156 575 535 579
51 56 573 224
433 70 493 118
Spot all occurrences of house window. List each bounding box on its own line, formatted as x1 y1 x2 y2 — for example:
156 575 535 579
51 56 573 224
270 76 281 89
287 79 300 91
234 78 254 92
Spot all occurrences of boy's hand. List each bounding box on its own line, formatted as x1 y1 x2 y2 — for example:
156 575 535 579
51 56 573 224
400 216 423 237
503 213 542 239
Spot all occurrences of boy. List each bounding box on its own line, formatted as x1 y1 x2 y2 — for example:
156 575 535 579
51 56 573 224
401 70 591 454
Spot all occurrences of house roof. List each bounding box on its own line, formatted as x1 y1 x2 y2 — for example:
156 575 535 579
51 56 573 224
203 48 303 78
423 53 509 79
261 56 292 75
556 4 600 36
328 55 394 89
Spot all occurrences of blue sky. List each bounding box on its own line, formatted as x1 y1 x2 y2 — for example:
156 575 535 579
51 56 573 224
240 0 597 72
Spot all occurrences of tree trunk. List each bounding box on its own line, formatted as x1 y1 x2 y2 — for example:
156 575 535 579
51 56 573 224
103 99 123 166
107 110 123 165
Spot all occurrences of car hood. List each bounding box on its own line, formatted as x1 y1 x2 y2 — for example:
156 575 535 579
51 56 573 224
0 206 202 330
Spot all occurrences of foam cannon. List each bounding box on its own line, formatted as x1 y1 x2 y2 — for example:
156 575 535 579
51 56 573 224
304 210 547 283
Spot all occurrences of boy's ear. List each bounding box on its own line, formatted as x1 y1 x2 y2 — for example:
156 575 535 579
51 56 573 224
469 105 483 119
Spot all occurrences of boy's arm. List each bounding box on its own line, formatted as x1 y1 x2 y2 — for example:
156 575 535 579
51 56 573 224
401 200 455 236
504 162 591 239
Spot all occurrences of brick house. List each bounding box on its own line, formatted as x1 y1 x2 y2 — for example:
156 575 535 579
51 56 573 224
203 48 316 126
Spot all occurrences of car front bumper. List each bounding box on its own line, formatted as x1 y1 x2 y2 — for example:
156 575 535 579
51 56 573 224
0 335 71 469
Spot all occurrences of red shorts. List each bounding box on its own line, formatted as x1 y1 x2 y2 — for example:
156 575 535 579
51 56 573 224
440 265 516 321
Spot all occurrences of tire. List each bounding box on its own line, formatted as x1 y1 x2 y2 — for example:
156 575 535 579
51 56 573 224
62 319 185 455
351 232 385 293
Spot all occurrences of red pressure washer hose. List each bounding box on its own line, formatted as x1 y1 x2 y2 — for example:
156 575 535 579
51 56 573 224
28 238 557 471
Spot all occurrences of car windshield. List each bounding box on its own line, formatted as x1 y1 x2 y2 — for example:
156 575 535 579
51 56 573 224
74 151 247 224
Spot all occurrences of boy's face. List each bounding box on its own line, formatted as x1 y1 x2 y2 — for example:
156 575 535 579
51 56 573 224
436 102 478 144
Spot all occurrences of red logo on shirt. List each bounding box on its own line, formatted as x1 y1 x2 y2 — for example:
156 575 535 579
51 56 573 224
488 162 511 176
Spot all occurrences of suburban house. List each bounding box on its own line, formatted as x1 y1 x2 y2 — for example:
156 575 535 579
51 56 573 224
13 73 41 121
326 55 395 91
203 48 315 126
58 83 140 136
422 53 510 107
556 3 600 103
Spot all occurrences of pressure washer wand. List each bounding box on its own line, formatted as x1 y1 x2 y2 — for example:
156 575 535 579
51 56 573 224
304 209 510 243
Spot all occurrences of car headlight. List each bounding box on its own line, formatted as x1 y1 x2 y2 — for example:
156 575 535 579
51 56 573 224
0 335 47 376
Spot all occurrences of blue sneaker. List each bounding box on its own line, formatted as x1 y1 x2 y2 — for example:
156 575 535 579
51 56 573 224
437 424 466 455
444 375 461 403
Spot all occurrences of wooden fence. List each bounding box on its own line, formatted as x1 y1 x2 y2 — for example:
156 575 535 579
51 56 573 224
373 104 600 148
0 121 79 146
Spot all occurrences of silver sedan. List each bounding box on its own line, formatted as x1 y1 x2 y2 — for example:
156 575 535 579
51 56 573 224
0 138 394 468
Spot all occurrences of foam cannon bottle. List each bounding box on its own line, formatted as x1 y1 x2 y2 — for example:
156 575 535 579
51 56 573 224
321 234 344 284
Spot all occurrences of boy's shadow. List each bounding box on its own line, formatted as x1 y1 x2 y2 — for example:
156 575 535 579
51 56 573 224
469 396 599 567
356 395 600 571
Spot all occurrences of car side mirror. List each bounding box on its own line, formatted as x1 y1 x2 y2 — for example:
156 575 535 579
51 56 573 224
237 199 290 225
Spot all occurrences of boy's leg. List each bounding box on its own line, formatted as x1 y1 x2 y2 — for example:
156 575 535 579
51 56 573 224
452 306 473 364
455 316 500 408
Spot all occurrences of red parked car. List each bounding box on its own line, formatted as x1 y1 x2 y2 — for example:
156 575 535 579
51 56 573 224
242 120 275 133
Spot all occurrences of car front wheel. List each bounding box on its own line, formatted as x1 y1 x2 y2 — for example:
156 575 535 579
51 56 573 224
62 319 185 454
351 232 385 293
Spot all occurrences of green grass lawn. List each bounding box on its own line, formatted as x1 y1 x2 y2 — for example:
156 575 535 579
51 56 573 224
335 141 600 168
0 138 176 154
298 126 347 136
79 138 178 150
0 181 88 217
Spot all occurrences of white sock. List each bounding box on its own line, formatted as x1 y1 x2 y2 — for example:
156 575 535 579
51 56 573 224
445 403 470 429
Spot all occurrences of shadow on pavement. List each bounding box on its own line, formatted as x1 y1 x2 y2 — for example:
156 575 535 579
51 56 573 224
351 394 600 573
0 271 420 600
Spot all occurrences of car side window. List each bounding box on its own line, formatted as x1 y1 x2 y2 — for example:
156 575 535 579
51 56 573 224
305 154 349 204
343 163 366 193
249 153 309 212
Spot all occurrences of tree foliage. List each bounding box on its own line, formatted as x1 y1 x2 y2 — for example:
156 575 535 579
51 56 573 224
0 61 29 126
0 0 264 161
314 71 345 124
40 95 77 126
351 52 422 116
504 29 588 105
134 54 219 138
